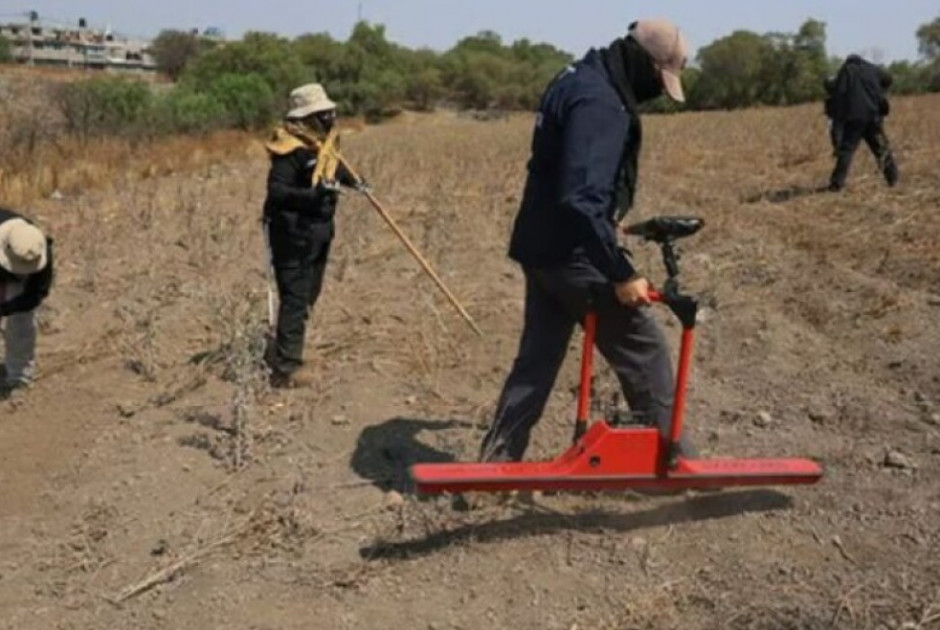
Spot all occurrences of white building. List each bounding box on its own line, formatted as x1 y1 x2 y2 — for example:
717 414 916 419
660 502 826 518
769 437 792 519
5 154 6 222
0 14 157 72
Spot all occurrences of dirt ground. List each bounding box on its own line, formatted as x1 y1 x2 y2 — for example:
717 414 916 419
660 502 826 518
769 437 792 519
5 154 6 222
1 94 939 630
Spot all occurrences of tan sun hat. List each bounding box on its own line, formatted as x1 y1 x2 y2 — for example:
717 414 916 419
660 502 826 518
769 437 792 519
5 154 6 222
287 83 337 119
0 218 47 275
628 19 689 103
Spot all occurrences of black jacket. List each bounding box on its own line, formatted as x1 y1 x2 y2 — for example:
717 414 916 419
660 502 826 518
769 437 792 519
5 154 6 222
263 145 356 264
508 50 636 282
831 56 892 123
823 77 838 119
0 208 54 316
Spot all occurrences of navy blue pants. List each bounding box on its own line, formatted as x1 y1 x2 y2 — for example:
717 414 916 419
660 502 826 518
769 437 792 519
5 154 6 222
270 240 331 376
480 256 696 462
830 119 898 190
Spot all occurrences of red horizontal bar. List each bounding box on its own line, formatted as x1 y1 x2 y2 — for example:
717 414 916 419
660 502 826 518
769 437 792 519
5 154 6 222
411 423 822 495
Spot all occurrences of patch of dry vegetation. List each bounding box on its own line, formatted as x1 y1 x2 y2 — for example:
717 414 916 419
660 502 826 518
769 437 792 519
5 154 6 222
0 89 939 630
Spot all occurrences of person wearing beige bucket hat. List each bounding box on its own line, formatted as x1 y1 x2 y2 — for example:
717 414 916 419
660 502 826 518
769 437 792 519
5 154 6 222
479 18 698 466
0 207 54 393
261 83 362 389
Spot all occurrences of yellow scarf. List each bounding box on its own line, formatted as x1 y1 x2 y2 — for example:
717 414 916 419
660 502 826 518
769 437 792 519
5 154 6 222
264 125 306 155
264 124 341 186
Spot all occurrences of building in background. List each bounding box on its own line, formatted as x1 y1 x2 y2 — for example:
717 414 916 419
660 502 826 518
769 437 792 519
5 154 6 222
0 12 156 73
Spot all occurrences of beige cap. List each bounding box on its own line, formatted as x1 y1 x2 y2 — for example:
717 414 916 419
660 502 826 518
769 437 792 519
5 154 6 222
628 19 689 102
0 218 47 275
287 83 337 119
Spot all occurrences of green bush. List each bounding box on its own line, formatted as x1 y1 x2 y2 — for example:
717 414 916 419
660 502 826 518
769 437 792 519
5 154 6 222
182 32 307 98
0 35 12 63
42 15 940 145
56 77 154 140
440 32 572 110
152 88 226 135
150 29 215 81
207 73 278 130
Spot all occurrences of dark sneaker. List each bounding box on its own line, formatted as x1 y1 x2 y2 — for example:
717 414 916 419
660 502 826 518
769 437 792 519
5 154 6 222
0 378 29 400
885 167 899 187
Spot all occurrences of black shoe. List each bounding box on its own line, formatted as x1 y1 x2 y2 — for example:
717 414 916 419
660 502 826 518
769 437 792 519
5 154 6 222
0 378 28 399
269 371 292 389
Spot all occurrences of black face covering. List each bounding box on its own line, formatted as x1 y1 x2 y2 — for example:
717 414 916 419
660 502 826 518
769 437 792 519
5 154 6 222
600 36 662 221
314 110 337 133
298 110 336 137
603 36 664 106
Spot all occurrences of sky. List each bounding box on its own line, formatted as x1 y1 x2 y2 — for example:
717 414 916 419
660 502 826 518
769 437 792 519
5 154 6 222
3 1 938 63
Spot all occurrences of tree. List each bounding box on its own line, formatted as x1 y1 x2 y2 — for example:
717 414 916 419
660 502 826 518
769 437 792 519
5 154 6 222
343 22 409 114
794 19 827 57
294 32 345 79
916 15 940 60
57 77 154 141
0 34 12 63
452 31 504 56
152 88 226 135
183 32 307 99
208 73 277 130
150 30 205 81
403 49 444 111
691 31 772 109
347 21 399 61
765 20 829 104
439 31 572 110
916 15 940 92
886 60 928 94
688 19 830 109
508 39 573 109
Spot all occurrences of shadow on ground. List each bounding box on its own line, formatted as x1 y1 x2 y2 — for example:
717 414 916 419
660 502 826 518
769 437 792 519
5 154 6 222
351 416 475 494
360 489 793 560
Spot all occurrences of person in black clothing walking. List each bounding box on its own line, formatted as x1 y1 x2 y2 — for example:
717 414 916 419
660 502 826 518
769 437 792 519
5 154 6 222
828 55 899 191
0 207 53 393
479 18 697 463
263 83 361 388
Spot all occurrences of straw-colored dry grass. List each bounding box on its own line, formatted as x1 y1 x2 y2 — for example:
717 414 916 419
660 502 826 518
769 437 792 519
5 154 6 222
0 130 261 207
0 92 939 630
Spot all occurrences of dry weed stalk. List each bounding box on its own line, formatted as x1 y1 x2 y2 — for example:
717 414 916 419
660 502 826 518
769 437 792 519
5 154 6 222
202 287 271 471
111 511 255 604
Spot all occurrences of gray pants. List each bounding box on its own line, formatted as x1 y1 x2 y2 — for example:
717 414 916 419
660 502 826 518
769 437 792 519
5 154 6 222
1 281 37 387
480 257 695 462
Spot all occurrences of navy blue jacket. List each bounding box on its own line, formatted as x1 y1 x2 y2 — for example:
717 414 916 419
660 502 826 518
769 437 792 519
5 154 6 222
508 50 636 282
263 145 356 264
831 56 892 123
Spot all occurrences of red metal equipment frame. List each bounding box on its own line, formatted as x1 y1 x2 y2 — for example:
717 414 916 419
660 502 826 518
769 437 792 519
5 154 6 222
411 217 823 495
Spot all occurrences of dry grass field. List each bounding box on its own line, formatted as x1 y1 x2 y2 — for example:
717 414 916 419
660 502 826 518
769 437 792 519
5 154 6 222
1 79 939 629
